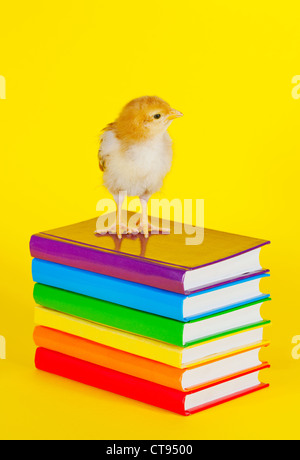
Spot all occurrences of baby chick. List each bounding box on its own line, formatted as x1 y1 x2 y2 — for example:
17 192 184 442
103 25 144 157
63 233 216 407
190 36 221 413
97 96 183 238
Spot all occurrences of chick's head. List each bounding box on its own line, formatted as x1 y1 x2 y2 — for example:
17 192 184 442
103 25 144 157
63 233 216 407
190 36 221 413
115 96 183 143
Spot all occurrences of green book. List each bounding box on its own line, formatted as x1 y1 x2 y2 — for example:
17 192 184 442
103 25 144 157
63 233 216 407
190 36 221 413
33 283 270 347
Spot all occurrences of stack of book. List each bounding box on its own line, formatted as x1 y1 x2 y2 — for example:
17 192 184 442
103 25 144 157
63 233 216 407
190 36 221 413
30 216 271 415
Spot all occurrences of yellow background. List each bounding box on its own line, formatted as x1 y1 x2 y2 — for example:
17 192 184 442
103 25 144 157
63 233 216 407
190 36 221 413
0 1 299 440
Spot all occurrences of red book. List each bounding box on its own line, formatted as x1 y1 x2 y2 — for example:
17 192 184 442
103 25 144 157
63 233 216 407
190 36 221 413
35 348 269 415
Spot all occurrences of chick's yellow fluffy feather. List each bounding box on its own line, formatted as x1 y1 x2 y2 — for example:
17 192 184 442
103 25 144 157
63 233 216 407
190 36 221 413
98 96 182 198
97 96 182 237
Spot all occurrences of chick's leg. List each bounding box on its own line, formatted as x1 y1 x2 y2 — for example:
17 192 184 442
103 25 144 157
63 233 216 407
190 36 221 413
139 195 170 238
140 196 150 238
116 191 126 236
139 195 171 237
95 191 138 238
114 191 139 239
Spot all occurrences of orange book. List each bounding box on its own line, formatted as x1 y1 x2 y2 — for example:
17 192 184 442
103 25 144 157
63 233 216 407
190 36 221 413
33 326 269 391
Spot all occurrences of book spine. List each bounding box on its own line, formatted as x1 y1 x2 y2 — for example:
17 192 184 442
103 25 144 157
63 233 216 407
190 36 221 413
30 235 186 294
33 284 185 346
35 348 270 416
34 306 183 368
35 348 187 415
32 258 186 321
33 326 185 390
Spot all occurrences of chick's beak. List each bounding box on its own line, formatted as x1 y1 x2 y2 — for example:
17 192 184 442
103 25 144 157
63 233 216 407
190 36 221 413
167 109 183 121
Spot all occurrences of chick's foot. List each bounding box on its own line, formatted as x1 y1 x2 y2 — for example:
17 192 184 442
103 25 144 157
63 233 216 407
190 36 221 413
95 222 139 239
138 221 171 238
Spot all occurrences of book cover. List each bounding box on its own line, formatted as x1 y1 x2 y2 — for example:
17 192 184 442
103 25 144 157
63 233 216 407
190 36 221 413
33 326 270 391
30 216 270 294
33 283 270 346
34 306 270 368
35 347 270 415
32 258 270 322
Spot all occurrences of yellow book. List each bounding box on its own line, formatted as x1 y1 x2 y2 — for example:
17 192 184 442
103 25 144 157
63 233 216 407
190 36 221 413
34 306 269 368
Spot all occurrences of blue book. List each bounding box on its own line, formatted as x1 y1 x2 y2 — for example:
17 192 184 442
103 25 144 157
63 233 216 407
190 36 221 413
32 259 269 322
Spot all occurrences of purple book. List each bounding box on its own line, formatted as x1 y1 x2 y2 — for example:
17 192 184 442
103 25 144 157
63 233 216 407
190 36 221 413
30 216 270 294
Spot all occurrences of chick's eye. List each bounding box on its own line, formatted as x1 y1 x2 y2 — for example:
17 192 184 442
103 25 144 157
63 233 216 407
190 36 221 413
153 114 161 119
